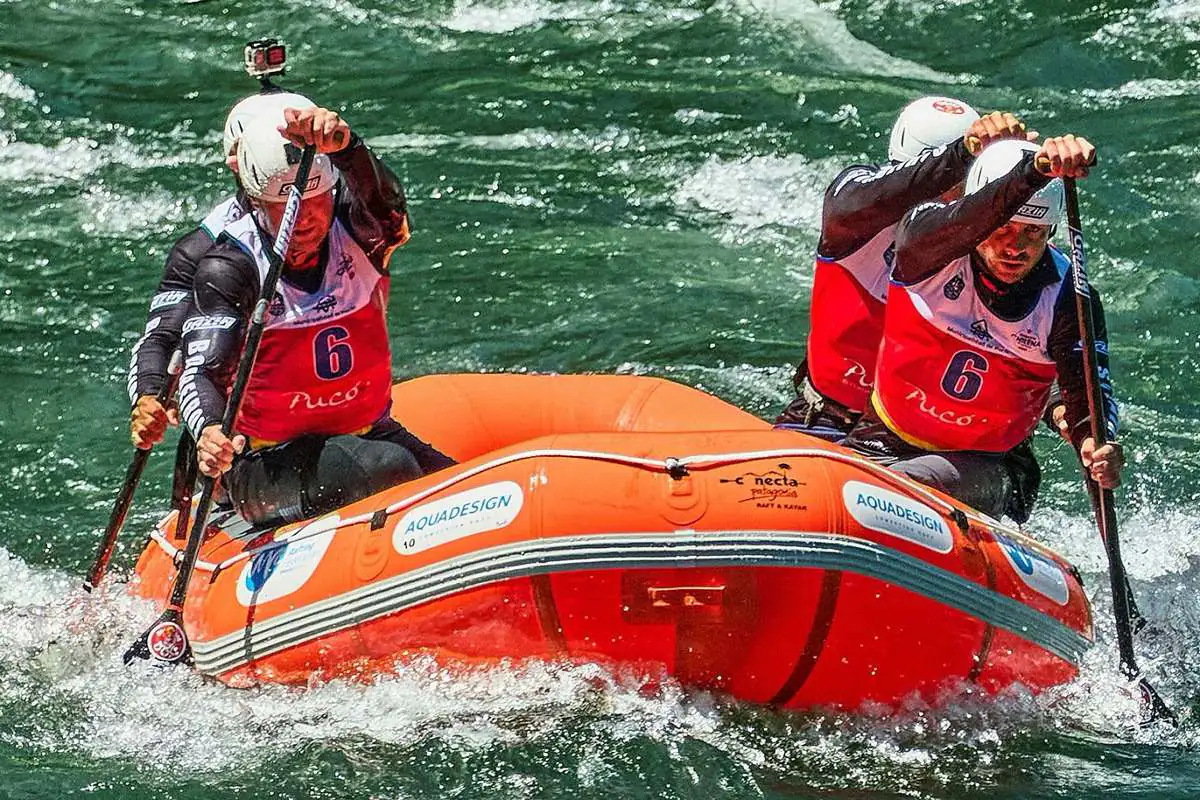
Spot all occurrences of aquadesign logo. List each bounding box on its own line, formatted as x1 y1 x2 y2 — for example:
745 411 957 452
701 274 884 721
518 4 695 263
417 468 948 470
993 531 1070 605
719 464 807 510
842 480 954 553
969 319 990 340
393 481 524 555
943 274 965 300
235 515 339 606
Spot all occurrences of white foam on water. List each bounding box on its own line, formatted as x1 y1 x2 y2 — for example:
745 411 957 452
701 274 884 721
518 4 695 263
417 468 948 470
725 0 970 83
1 490 1193 784
0 134 209 190
442 0 586 33
75 186 199 238
672 153 836 246
1079 78 1200 110
437 0 702 35
0 71 36 104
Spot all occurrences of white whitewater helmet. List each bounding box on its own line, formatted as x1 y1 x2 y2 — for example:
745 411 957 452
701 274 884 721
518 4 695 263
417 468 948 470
887 96 980 163
236 116 337 203
222 91 315 157
966 139 1064 226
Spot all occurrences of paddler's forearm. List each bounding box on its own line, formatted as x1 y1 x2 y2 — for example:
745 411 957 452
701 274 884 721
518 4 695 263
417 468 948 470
894 155 1052 284
1050 288 1119 450
820 142 973 259
177 251 257 439
329 133 410 259
127 227 213 403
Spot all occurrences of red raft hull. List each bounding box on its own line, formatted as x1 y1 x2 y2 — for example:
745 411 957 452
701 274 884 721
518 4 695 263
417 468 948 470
132 374 1092 708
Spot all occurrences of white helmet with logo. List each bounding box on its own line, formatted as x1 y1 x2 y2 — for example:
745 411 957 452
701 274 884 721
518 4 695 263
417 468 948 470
887 96 981 163
966 139 1064 226
236 116 337 203
222 91 315 157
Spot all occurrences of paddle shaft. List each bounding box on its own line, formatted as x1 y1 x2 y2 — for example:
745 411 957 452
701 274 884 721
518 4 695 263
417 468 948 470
1062 178 1142 673
84 353 182 592
125 146 316 663
166 145 315 612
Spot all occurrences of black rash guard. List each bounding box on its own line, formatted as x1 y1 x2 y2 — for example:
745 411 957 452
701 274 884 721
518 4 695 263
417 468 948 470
818 140 975 260
126 227 214 404
848 152 1119 455
178 134 409 438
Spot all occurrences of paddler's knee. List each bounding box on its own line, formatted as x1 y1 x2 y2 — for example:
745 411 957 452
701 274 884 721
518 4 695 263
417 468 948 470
889 452 1011 521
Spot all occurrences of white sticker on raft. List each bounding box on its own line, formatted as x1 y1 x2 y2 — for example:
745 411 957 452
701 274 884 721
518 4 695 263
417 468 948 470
235 515 339 607
842 480 954 554
993 531 1070 606
393 481 524 555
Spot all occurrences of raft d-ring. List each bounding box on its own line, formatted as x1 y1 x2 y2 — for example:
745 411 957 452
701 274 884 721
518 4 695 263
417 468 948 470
665 457 689 480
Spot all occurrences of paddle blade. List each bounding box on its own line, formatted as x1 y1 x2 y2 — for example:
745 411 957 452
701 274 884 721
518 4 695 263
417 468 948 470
1138 678 1178 727
123 607 193 667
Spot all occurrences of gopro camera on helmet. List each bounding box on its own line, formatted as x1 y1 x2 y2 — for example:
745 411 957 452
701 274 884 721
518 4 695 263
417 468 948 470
244 38 287 80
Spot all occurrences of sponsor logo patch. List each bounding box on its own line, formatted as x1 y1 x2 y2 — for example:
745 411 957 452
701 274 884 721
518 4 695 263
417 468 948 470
1015 329 1041 349
719 464 807 511
1016 203 1049 220
147 619 188 663
235 515 339 606
393 482 523 555
943 274 965 300
182 315 238 335
843 480 954 553
993 531 1070 605
932 99 967 115
150 290 189 312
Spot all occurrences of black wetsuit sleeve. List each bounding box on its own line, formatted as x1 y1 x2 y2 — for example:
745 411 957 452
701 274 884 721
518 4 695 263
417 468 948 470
126 227 214 404
177 238 259 438
328 133 410 271
1049 282 1120 450
894 154 1052 284
818 142 974 260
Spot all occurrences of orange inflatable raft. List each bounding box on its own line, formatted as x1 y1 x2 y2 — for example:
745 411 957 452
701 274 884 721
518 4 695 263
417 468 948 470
132 374 1092 708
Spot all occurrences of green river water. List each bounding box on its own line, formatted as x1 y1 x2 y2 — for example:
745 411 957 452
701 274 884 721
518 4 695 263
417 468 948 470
1 0 1200 797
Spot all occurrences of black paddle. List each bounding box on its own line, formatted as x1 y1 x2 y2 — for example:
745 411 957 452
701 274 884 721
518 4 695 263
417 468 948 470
123 145 316 667
84 352 182 592
1062 175 1174 725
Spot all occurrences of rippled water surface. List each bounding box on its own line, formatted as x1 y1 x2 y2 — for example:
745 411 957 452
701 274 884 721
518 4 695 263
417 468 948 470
2 0 1199 797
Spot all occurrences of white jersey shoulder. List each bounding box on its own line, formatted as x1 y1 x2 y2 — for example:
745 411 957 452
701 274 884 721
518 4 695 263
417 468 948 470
818 224 897 303
199 196 247 239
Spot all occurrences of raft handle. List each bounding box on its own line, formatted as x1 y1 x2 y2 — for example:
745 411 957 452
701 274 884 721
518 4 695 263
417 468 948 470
665 457 689 480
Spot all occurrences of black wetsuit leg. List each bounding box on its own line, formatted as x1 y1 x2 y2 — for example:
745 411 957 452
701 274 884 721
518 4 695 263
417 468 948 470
227 432 425 527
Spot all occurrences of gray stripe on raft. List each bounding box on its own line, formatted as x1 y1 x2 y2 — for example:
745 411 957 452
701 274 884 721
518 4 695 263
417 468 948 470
190 531 1092 675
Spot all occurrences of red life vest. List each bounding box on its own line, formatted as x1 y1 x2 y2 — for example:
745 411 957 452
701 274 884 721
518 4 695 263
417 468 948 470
806 226 894 412
224 215 394 443
870 248 1067 453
